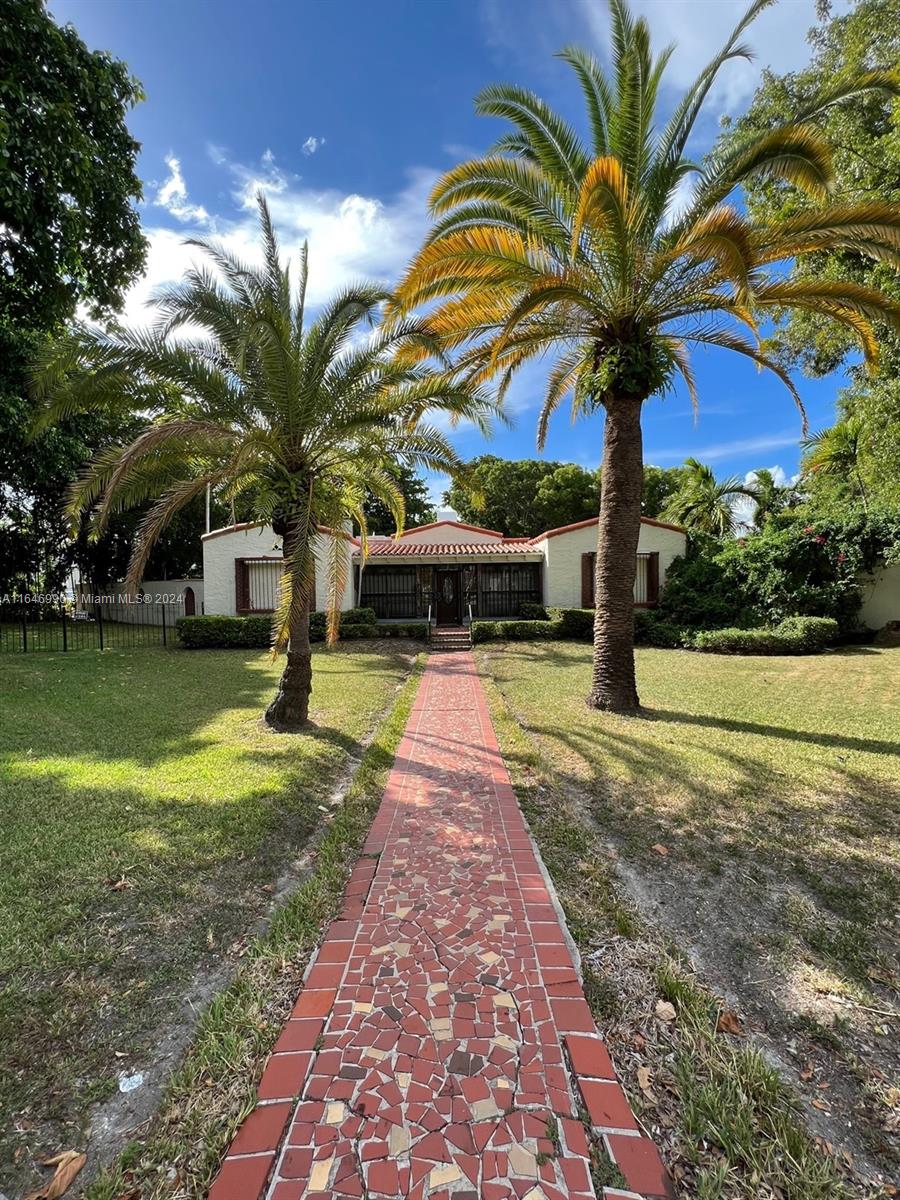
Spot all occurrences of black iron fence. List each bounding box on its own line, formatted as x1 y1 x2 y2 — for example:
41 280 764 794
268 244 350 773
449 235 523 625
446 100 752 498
1 596 187 653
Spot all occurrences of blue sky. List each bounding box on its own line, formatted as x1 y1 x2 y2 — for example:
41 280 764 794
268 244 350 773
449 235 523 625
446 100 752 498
51 0 849 504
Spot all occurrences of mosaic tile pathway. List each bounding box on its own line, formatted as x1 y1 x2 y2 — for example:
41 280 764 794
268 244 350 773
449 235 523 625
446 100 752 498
210 652 671 1200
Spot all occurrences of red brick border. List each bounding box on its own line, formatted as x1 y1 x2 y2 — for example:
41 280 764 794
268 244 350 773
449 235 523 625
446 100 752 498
208 652 672 1200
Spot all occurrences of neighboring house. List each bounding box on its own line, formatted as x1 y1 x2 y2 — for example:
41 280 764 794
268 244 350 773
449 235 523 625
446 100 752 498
201 517 687 625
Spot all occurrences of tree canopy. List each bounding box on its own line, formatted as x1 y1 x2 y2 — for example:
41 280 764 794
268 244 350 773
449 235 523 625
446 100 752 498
727 0 900 510
0 0 147 593
361 463 436 535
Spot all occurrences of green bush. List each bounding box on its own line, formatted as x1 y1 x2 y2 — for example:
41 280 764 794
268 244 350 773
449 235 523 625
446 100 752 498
375 623 428 639
176 616 271 648
555 608 594 640
471 619 562 643
309 607 377 641
691 616 839 655
518 602 549 620
690 626 788 655
633 609 689 649
656 555 744 628
773 615 839 652
336 623 379 639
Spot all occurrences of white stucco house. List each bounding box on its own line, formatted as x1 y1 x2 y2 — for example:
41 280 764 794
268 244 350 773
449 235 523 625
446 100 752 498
201 516 688 625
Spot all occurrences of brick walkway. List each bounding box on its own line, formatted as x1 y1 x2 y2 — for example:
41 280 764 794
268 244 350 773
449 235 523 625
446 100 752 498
209 653 671 1200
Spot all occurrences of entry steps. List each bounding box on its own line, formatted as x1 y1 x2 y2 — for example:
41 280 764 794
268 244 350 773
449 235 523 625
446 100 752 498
429 625 472 651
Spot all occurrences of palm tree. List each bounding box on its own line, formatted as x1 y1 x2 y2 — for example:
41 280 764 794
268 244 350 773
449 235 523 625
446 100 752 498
31 196 498 731
660 458 754 537
802 417 869 511
749 466 792 527
393 0 900 713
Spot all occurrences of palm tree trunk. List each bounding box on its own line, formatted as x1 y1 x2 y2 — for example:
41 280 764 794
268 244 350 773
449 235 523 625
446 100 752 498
588 395 643 714
265 515 313 732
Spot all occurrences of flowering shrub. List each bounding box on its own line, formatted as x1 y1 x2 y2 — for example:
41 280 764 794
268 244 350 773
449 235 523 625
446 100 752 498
658 512 900 632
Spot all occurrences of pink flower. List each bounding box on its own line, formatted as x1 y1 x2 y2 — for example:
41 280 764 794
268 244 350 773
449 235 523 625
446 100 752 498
814 535 826 544
838 551 846 563
803 525 814 533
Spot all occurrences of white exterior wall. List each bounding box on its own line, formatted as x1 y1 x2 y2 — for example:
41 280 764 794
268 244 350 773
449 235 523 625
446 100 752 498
201 524 354 616
539 521 687 608
397 523 502 545
858 563 900 630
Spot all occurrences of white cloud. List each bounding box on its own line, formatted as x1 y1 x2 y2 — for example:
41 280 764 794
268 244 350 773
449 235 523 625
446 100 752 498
644 430 801 464
574 0 826 114
301 136 326 156
121 150 436 325
153 154 210 225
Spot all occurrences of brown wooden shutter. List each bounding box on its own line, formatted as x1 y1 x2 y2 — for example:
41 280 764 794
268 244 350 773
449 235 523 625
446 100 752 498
647 552 660 606
581 552 595 608
234 559 250 613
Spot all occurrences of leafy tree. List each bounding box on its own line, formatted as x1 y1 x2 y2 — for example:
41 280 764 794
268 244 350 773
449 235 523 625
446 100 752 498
802 417 870 510
641 465 689 518
661 458 755 537
361 462 436 534
32 198 498 730
395 0 900 711
0 0 147 592
443 456 599 535
534 463 601 529
727 0 900 509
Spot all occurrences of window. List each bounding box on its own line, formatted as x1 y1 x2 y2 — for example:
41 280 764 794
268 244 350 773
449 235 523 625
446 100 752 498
360 566 420 619
477 563 542 618
580 552 659 607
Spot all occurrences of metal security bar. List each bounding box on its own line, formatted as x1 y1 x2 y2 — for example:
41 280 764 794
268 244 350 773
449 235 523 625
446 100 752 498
476 563 542 618
0 599 186 653
359 566 420 619
235 557 284 613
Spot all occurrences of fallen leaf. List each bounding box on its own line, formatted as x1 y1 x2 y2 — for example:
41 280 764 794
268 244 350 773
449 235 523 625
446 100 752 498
636 1065 657 1103
811 1098 831 1112
799 1064 814 1082
107 876 130 892
651 843 669 856
655 1000 676 1023
716 1008 744 1036
632 1032 646 1051
25 1150 86 1200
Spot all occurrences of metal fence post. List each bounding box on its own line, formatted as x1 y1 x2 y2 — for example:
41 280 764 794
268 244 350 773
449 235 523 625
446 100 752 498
97 603 104 651
61 604 68 652
161 605 167 647
21 612 27 653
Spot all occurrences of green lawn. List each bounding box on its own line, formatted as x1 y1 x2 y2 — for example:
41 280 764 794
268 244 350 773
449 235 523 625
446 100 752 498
0 645 412 1187
480 643 900 1193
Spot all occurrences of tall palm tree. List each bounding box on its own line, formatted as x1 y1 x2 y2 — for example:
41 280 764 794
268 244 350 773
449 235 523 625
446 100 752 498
31 196 498 731
393 0 900 713
660 458 754 537
802 417 869 511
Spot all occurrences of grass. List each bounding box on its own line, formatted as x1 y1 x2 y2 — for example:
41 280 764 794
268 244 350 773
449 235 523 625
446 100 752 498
479 644 900 1197
85 653 425 1200
0 645 414 1193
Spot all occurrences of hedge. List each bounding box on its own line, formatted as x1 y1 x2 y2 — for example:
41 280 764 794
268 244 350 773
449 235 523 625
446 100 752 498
691 616 839 655
471 619 562 643
518 602 549 620
176 609 427 649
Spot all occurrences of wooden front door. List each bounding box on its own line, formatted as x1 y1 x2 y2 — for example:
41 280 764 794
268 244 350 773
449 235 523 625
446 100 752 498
435 569 461 625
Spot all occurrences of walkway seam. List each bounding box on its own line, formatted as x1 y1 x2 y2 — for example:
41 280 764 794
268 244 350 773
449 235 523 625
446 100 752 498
208 651 672 1200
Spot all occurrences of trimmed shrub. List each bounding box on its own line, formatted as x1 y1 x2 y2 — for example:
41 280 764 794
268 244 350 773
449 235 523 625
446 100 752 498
471 619 562 643
375 623 429 639
555 608 594 640
774 615 839 652
690 627 788 655
691 616 839 655
336 623 379 639
518 602 549 621
633 609 689 649
656 555 744 629
309 607 377 641
176 615 271 648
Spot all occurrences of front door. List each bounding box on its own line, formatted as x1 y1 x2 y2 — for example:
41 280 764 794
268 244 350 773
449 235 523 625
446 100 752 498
435 569 461 625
